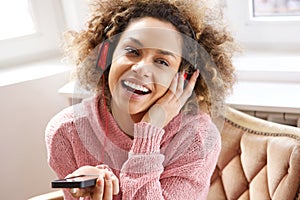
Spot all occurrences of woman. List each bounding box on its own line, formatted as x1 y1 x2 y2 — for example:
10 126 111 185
45 0 236 199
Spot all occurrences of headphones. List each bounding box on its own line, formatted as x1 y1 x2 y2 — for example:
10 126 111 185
183 20 198 81
95 22 198 80
96 40 112 72
96 24 114 73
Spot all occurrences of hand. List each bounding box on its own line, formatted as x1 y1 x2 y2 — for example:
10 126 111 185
142 70 199 128
67 165 119 200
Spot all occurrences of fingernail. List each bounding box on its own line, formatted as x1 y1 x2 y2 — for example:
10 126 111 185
194 69 199 78
96 164 108 169
105 167 112 172
70 188 77 194
97 178 103 186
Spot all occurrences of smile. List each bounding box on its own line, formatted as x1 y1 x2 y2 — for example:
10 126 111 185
122 80 151 95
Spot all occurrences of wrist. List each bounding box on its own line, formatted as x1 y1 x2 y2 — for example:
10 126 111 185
142 104 166 128
131 122 165 154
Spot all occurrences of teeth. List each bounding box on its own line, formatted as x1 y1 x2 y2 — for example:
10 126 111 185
123 81 149 93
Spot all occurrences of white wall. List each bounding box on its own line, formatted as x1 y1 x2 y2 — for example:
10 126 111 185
0 1 85 199
0 70 70 199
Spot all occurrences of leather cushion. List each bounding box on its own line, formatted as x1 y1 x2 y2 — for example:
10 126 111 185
208 119 300 200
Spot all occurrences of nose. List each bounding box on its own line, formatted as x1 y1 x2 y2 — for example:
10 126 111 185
131 61 152 78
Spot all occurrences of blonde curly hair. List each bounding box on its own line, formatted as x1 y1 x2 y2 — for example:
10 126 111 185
63 0 237 116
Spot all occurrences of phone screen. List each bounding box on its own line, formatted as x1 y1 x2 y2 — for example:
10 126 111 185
52 175 99 188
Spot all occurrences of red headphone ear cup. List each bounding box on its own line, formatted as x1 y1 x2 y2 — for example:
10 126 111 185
183 73 188 80
96 41 110 71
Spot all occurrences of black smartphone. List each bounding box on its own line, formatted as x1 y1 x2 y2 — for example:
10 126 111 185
52 175 99 188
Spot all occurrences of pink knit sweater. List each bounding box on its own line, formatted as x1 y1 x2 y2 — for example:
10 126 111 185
45 95 221 200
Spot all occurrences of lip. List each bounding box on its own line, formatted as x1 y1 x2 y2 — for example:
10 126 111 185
120 78 152 100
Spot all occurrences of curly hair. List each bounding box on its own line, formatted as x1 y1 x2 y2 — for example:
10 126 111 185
63 0 237 116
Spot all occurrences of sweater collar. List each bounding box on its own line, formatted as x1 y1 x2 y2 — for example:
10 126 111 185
83 95 183 151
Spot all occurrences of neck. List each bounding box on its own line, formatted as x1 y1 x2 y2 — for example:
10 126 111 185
111 101 145 138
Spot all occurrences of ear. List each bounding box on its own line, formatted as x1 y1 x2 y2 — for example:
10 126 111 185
96 41 111 71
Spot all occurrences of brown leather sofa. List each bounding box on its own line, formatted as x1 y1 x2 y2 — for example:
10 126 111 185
29 107 300 200
208 107 300 200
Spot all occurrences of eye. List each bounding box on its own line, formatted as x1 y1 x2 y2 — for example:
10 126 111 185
124 47 139 56
155 59 169 67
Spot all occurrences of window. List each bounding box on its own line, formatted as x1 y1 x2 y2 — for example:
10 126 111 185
253 0 300 16
225 0 300 51
224 0 300 82
0 0 65 67
0 1 35 40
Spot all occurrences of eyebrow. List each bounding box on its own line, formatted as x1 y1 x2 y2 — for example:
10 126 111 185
128 37 143 47
157 49 177 60
127 37 178 59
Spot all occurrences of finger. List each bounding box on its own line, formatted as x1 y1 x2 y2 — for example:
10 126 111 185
70 188 93 198
65 174 73 178
92 177 104 200
178 70 199 106
70 188 78 197
102 169 119 195
68 165 100 177
110 173 120 195
184 69 199 94
176 71 185 95
96 164 110 170
168 73 178 95
103 173 113 200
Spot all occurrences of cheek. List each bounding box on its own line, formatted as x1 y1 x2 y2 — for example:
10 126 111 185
155 72 175 90
108 65 119 94
110 56 132 76
154 83 169 98
108 74 115 96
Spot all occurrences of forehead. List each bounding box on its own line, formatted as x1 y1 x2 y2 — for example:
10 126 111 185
119 17 182 56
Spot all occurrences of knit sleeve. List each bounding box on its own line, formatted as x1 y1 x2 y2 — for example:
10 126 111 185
161 122 221 200
119 122 165 199
45 111 78 200
119 117 221 200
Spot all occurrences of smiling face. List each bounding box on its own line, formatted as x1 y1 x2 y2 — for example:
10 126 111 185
108 17 182 119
